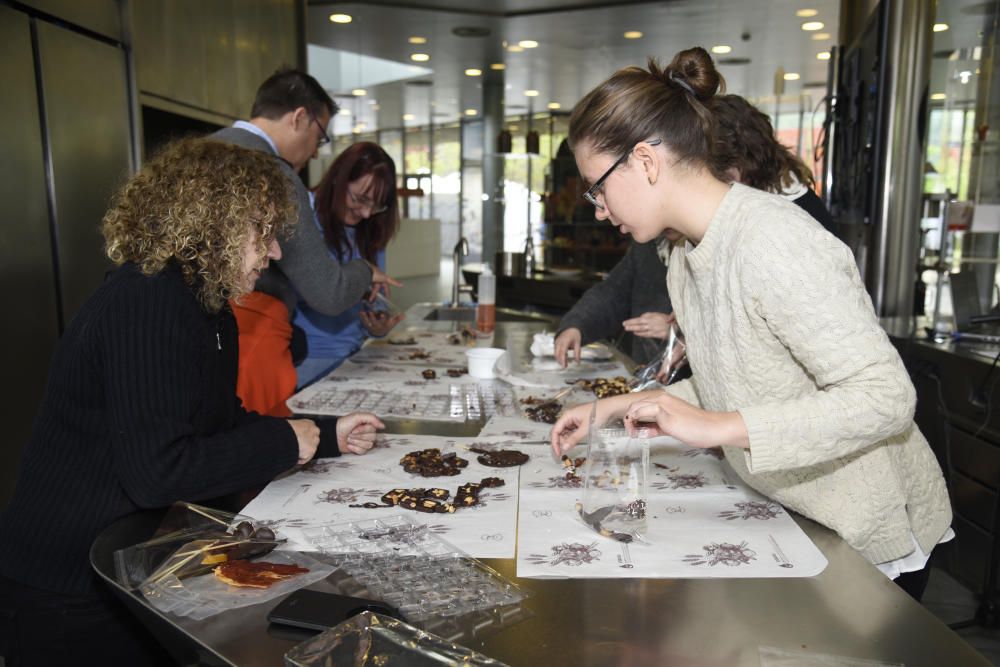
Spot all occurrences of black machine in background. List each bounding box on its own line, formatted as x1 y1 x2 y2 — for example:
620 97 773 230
828 0 890 280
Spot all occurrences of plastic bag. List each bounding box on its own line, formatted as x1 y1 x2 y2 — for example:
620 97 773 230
113 502 335 620
630 323 686 391
284 611 509 667
577 410 650 543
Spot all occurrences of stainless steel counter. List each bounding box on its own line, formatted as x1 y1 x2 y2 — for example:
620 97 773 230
99 307 986 666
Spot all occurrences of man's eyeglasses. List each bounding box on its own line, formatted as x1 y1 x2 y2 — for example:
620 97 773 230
311 114 331 147
583 138 662 210
347 188 388 216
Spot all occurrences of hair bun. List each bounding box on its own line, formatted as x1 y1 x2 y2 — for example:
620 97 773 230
664 47 724 101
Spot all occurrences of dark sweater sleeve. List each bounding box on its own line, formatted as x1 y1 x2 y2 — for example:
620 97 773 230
315 417 343 458
101 285 299 508
557 244 639 344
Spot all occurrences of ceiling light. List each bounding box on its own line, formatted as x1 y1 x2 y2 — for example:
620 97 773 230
410 53 430 62
795 9 818 17
338 108 351 116
930 93 946 100
403 113 415 121
465 109 478 116
711 45 732 54
490 63 506 70
408 36 427 44
624 31 642 39
372 104 380 111
783 72 801 81
525 89 539 97
368 99 377 105
811 32 830 40
507 45 524 53
329 13 352 23
817 51 831 60
351 88 366 96
801 21 824 31
547 102 561 109
465 68 482 76
352 127 361 134
933 23 949 32
518 40 538 48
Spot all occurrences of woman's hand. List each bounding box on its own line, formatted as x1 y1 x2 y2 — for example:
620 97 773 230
623 393 748 449
336 412 385 455
622 311 675 339
368 264 403 299
360 311 404 337
554 328 582 367
288 419 320 464
549 393 637 457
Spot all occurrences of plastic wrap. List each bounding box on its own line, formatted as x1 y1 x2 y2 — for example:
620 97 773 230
284 611 509 667
113 502 334 620
630 323 687 391
577 418 650 543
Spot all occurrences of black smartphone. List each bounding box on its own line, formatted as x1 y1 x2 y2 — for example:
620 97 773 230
267 589 402 632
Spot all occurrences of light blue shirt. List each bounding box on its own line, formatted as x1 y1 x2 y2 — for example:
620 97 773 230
232 120 279 155
293 211 385 371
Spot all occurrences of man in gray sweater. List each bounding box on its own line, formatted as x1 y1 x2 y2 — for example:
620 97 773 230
212 68 398 318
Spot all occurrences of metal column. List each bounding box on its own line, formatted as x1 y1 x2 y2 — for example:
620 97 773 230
481 68 505 269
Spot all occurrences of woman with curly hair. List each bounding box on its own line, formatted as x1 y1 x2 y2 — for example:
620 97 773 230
0 137 383 665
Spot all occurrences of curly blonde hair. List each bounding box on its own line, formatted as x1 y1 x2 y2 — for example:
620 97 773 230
102 137 297 312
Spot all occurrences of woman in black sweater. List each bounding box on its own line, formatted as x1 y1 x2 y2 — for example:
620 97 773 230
0 138 383 665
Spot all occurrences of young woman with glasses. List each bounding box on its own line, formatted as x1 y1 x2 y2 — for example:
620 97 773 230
293 142 404 386
550 47 952 600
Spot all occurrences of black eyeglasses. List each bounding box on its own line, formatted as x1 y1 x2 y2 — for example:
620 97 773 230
583 138 662 210
311 114 331 147
347 188 389 215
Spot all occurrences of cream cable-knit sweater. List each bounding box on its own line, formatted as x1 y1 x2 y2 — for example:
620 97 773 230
665 183 952 565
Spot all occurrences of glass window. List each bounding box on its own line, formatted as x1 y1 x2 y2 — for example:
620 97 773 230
433 123 461 256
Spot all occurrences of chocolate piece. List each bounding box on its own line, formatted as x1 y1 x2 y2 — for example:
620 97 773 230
446 368 467 378
578 376 630 398
480 477 505 488
422 369 437 380
524 400 561 424
471 448 529 467
400 448 469 477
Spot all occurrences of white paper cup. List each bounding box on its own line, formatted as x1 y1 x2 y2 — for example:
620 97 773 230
466 347 505 379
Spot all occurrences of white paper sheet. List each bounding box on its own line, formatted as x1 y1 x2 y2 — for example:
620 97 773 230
516 437 828 579
240 434 529 559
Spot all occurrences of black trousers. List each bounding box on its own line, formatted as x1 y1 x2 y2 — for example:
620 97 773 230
894 559 934 602
0 574 174 666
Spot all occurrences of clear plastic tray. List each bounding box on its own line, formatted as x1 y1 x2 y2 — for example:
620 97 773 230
301 515 526 622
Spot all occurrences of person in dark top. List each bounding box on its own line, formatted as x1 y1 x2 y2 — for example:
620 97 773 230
554 93 836 369
709 93 836 234
0 138 383 666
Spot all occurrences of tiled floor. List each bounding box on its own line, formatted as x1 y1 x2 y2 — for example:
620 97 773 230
923 567 1000 664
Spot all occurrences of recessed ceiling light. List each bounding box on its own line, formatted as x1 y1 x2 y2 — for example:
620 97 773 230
329 13 352 23
408 36 427 44
411 53 430 62
403 113 415 121
811 32 831 40
547 102 561 109
817 51 831 60
518 40 538 48
801 21 824 31
507 45 524 53
795 9 818 17
351 88 366 96
490 63 506 70
933 23 949 32
783 72 801 81
624 31 643 39
930 93 946 100
465 109 478 116
338 108 351 116
711 45 732 54
525 89 539 97
465 68 482 76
